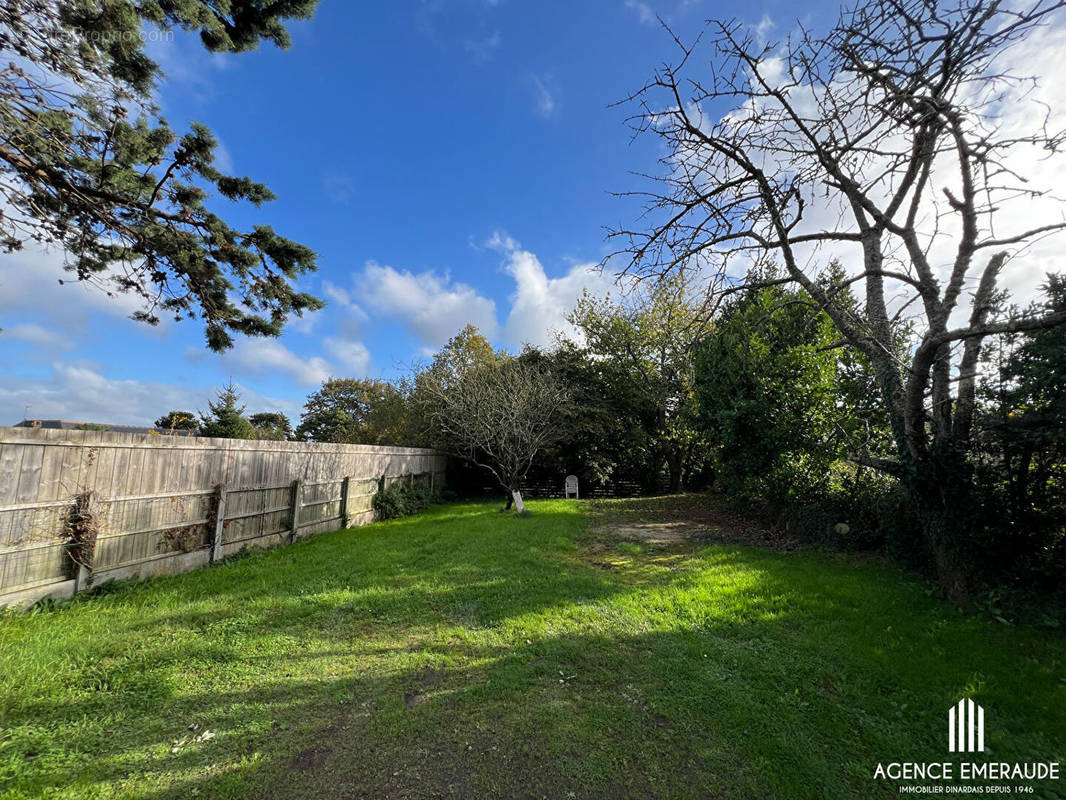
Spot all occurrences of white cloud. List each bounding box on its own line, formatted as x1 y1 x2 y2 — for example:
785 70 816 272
212 136 235 174
219 338 335 387
285 311 321 336
357 261 498 348
0 245 158 330
668 17 1066 328
484 230 520 252
531 74 556 117
0 227 326 351
2 323 73 351
0 363 300 427
322 169 356 204
625 0 656 26
324 337 372 375
342 236 621 353
321 280 369 320
752 14 774 45
974 24 1066 305
490 233 617 347
144 29 229 98
464 31 501 62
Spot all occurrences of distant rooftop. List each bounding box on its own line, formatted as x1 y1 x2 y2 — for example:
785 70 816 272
12 420 197 436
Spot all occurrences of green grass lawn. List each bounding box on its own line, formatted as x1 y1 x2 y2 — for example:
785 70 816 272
0 499 1063 799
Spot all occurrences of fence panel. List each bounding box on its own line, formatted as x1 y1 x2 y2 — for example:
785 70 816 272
0 427 446 606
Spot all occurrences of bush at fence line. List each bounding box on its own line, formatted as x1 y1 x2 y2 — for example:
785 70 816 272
372 483 441 520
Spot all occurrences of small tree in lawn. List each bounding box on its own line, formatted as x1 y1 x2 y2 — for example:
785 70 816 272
419 359 569 512
199 383 255 440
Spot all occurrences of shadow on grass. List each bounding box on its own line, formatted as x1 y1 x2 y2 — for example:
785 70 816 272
1 500 1064 800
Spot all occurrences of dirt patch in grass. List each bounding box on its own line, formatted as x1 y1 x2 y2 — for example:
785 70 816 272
266 660 597 800
586 494 800 552
403 665 445 708
289 745 332 771
270 707 588 800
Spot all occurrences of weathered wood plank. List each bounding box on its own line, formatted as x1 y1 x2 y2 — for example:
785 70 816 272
0 444 25 506
0 427 446 599
14 446 44 505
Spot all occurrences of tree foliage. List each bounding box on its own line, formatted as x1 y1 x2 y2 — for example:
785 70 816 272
407 324 505 448
415 328 567 509
0 0 322 350
568 276 710 491
413 324 504 396
969 277 1066 586
198 382 255 440
296 378 407 445
615 0 1066 601
517 340 657 490
249 412 293 441
695 277 842 502
154 409 198 434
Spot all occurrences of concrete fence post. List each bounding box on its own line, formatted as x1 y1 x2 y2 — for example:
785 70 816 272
289 479 302 543
74 562 92 594
210 484 227 564
340 476 351 529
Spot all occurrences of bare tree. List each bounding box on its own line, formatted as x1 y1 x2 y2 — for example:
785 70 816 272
419 359 569 512
614 0 1066 600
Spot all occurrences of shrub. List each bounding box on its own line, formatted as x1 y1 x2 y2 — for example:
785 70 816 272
64 490 100 578
373 483 440 520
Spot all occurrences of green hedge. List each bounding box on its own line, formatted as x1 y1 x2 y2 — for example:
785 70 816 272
373 483 441 520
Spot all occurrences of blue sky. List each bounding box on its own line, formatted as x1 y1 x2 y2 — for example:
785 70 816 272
0 0 830 425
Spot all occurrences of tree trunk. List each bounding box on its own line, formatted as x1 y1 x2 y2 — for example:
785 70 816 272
930 536 974 608
503 489 525 513
1011 443 1033 515
907 451 978 606
874 344 978 604
665 449 683 494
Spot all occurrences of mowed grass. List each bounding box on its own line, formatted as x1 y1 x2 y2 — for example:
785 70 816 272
0 499 1064 799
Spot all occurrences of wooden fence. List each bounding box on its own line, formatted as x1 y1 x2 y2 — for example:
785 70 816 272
0 427 446 607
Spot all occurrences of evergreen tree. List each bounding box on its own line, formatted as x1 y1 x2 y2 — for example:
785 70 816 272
978 275 1066 535
694 276 842 503
199 383 255 440
0 0 322 350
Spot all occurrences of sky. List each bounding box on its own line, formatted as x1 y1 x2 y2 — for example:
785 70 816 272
1 0 1063 427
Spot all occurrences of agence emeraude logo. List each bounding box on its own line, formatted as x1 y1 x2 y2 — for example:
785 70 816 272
949 699 985 754
872 698 1060 793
